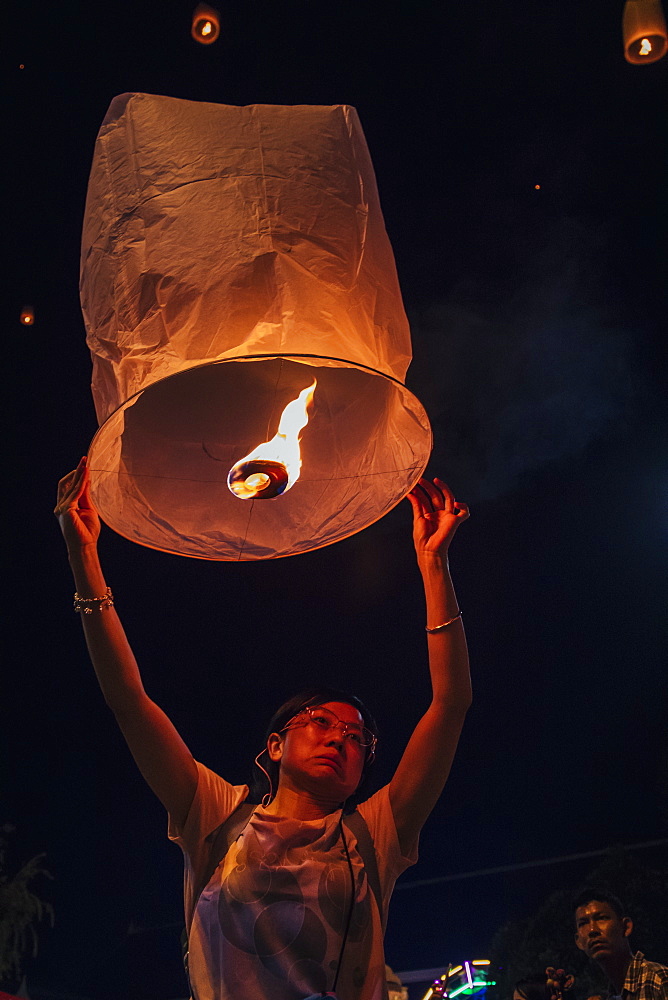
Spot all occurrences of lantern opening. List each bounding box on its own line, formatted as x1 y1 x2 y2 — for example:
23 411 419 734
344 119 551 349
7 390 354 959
227 380 317 500
628 31 666 56
626 29 666 59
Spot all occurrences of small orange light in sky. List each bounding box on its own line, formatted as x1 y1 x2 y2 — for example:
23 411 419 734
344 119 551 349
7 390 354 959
534 184 541 190
20 305 35 325
228 380 317 499
191 3 220 43
19 63 25 69
623 0 667 62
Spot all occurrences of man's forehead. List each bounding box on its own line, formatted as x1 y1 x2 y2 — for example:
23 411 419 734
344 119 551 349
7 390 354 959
575 900 616 920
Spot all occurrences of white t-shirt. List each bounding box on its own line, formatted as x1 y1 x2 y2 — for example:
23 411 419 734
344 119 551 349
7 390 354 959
169 762 418 1000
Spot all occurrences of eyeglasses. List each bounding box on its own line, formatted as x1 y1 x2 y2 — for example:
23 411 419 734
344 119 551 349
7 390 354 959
283 705 377 751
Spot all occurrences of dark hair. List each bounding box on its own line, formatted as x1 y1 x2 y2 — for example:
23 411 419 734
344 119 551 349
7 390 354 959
514 975 548 1000
250 687 379 811
573 888 626 920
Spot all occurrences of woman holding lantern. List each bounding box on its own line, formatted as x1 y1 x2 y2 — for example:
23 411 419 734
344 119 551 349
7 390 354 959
55 458 471 1000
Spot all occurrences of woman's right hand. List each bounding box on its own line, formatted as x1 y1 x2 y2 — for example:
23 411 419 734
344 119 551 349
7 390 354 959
54 457 101 551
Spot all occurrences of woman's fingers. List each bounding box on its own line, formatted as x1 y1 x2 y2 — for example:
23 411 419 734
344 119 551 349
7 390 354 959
433 477 455 514
57 468 77 493
80 476 94 510
409 477 468 525
406 489 423 514
55 458 88 512
453 501 470 520
414 477 457 513
408 480 433 516
413 477 444 513
55 471 78 511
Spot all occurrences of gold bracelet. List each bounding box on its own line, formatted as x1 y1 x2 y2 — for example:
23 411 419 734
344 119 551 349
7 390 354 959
426 611 462 633
74 587 114 614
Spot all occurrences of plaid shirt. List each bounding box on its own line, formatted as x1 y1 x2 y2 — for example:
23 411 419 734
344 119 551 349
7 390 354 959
614 951 668 1000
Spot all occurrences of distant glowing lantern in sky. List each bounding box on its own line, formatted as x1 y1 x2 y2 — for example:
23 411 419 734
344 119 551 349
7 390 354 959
623 0 667 62
81 95 432 560
191 3 220 44
20 305 34 325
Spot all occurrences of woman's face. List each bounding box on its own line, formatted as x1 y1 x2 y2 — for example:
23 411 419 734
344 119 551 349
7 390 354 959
271 700 369 802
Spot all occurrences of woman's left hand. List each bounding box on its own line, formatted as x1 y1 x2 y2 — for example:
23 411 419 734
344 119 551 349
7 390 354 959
407 477 469 558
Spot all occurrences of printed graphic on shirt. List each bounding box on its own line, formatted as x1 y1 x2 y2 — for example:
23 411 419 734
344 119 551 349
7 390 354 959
190 810 374 1000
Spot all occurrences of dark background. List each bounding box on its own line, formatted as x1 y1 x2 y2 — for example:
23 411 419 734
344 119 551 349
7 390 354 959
5 0 667 996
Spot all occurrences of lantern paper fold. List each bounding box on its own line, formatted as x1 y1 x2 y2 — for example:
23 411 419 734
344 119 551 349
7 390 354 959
81 94 432 560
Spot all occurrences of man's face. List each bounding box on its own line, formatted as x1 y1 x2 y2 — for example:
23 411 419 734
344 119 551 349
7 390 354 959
574 900 632 961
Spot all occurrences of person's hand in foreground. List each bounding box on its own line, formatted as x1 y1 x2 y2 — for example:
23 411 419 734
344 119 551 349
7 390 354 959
408 476 469 560
54 456 100 552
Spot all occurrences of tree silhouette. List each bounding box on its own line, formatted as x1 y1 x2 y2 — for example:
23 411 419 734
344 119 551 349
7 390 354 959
0 825 54 991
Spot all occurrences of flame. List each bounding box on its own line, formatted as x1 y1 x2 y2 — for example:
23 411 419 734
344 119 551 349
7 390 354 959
200 19 212 34
228 380 317 499
639 37 652 54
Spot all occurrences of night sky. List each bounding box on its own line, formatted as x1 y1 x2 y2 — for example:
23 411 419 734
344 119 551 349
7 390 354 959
5 0 667 996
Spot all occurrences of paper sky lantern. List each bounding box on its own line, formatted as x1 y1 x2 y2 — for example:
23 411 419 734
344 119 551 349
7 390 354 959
623 0 667 62
20 305 35 326
81 94 432 560
191 3 220 44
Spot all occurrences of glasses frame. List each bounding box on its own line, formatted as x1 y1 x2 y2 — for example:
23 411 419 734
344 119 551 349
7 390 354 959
282 705 377 754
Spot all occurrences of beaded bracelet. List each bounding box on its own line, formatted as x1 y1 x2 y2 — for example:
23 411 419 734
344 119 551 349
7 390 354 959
74 587 114 614
425 611 462 633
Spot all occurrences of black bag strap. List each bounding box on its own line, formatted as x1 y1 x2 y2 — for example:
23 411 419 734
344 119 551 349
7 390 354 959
342 810 384 930
182 799 256 995
193 799 256 912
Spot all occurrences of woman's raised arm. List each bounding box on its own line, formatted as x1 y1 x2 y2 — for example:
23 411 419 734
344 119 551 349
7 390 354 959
389 477 471 855
55 458 198 826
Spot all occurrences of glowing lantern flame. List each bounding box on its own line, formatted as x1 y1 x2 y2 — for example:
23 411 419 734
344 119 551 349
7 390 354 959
639 36 653 51
191 3 220 44
20 305 34 325
228 380 317 500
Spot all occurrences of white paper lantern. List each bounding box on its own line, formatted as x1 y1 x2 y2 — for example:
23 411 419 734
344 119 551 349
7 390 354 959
81 94 432 560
